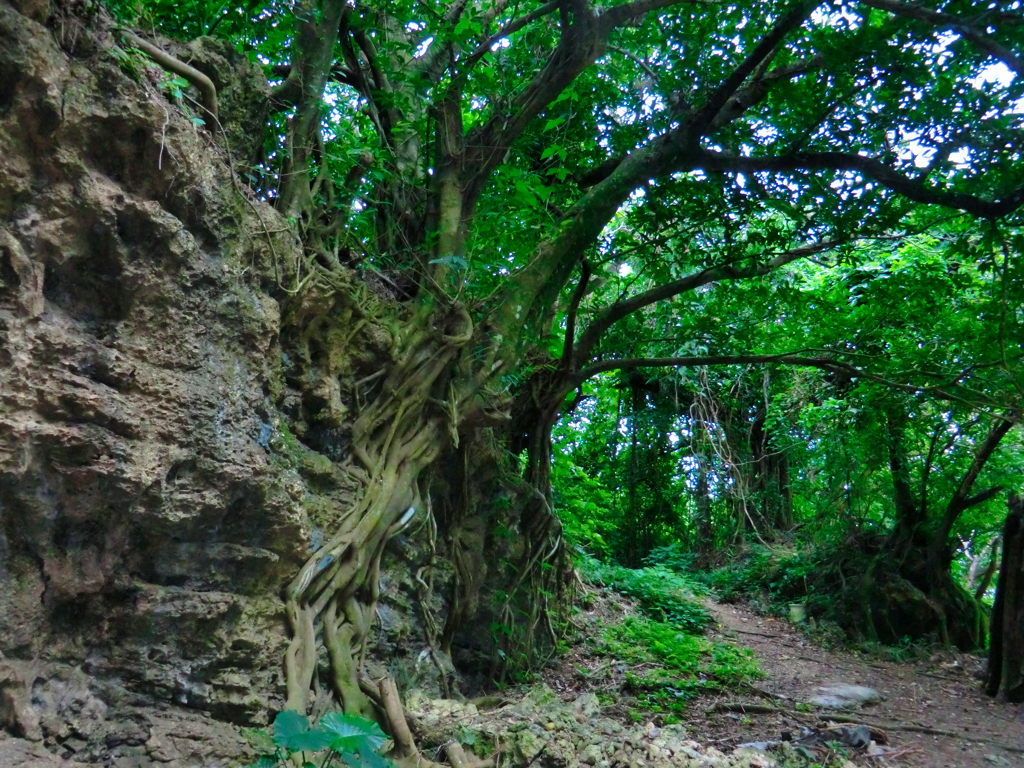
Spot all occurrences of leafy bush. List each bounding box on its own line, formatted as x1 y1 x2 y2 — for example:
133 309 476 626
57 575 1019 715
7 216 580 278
581 558 710 634
697 540 905 646
643 543 698 574
245 710 392 768
551 459 616 556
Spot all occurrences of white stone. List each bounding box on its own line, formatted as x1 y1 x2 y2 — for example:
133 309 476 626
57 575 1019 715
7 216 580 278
808 683 883 709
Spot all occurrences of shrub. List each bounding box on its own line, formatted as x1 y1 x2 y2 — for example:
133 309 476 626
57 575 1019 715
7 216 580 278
581 558 710 634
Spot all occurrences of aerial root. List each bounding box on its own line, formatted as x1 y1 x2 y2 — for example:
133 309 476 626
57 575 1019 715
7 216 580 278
118 29 219 120
379 676 417 759
370 674 497 768
445 741 495 768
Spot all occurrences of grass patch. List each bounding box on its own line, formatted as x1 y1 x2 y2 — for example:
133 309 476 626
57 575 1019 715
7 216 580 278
579 557 761 721
600 616 761 716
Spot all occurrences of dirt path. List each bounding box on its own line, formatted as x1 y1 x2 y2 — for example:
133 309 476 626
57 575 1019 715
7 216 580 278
696 601 1024 767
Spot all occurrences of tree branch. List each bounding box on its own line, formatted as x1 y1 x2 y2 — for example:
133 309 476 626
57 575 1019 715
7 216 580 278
575 154 626 188
459 4 609 207
709 53 824 131
963 485 1006 511
338 29 393 148
934 416 1016 553
608 45 660 81
599 0 718 29
920 417 948 518
861 0 1024 77
686 0 816 135
462 1 560 70
575 51 825 187
354 29 391 96
573 354 1018 418
269 64 359 110
560 259 592 370
573 240 838 363
698 150 1024 218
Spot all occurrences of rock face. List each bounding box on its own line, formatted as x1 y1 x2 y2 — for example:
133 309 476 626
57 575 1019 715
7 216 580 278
0 0 305 744
0 2 458 763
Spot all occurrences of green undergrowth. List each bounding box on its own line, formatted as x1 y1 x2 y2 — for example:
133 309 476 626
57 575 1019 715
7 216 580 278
579 556 760 722
602 616 762 720
581 557 710 633
646 542 953 655
663 541 865 649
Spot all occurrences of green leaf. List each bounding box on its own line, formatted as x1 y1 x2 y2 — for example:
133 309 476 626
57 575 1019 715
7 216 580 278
288 727 333 752
512 179 539 207
543 117 565 132
428 255 468 269
272 710 310 749
321 712 387 753
357 742 395 768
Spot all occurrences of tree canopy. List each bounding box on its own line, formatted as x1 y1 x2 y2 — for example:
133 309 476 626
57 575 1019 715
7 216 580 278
102 0 1024 718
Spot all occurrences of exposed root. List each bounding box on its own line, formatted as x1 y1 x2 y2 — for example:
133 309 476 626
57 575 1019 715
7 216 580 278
445 741 494 768
279 302 482 768
118 29 218 120
380 677 418 759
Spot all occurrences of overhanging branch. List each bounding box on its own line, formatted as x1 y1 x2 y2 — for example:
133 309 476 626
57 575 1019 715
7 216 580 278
963 485 1006 511
698 150 1024 218
462 1 560 70
574 354 1016 417
861 0 1024 77
573 240 839 363
687 0 816 135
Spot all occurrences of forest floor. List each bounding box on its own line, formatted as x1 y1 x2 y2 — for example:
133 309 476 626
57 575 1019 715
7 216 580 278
696 601 1024 768
540 591 1024 768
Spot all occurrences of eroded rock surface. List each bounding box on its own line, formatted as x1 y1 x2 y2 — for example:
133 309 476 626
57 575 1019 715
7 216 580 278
407 686 785 768
0 0 306 730
0 2 455 763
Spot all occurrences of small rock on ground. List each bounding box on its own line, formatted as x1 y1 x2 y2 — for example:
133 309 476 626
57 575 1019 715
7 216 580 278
808 684 883 710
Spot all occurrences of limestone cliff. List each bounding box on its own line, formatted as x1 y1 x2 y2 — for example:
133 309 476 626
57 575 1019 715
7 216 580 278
0 2 458 763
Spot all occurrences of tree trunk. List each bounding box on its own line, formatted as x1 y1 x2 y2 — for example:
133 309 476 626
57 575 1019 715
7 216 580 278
775 449 794 530
862 405 1010 650
625 382 641 567
886 407 922 540
695 462 713 557
987 494 1024 701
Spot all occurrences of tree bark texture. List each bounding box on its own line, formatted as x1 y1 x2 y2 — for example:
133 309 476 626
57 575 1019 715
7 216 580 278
987 494 1024 701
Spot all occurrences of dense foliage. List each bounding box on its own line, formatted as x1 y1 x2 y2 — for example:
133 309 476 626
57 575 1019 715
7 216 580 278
554 226 1024 646
578 557 760 721
97 0 1023 724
